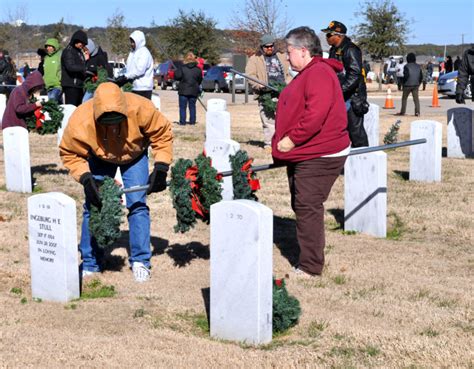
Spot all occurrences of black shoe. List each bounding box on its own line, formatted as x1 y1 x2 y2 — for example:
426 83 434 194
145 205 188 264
415 113 420 116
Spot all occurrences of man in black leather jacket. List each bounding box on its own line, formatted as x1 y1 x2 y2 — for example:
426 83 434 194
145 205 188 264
455 46 474 104
322 21 368 147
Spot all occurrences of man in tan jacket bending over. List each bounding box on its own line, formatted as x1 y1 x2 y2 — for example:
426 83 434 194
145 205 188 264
60 82 173 282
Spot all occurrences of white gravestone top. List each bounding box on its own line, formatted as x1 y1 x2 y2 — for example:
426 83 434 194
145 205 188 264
364 103 380 147
28 192 79 302
207 98 227 112
210 200 273 345
205 139 240 201
152 94 161 111
3 126 32 193
206 110 231 141
447 107 473 158
345 151 387 237
410 120 442 182
0 93 6 125
57 104 76 145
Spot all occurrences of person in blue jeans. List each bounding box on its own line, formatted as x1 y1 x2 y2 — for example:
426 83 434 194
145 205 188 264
175 52 202 125
59 82 173 282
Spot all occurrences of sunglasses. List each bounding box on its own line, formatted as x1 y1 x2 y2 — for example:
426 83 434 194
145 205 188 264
263 44 274 48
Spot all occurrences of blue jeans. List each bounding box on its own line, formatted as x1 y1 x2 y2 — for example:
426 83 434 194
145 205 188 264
48 88 63 104
82 90 94 103
80 153 151 272
178 95 197 124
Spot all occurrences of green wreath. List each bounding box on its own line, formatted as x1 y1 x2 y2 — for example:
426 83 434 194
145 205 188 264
230 150 259 201
273 278 301 333
25 99 64 135
89 176 125 248
84 66 109 93
257 81 286 118
169 153 223 233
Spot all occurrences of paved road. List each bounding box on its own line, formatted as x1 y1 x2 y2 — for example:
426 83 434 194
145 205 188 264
155 88 469 117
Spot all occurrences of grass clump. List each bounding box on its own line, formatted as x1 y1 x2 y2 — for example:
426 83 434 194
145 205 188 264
387 212 404 240
81 279 116 300
420 326 439 337
332 274 347 285
10 287 22 295
308 320 329 338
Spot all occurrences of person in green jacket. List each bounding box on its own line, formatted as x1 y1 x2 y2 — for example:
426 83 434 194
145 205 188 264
43 38 62 103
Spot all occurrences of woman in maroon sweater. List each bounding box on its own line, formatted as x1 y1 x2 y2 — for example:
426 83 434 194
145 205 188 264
272 26 350 278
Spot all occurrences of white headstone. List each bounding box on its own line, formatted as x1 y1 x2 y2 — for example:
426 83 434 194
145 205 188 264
206 110 231 141
57 104 76 145
210 200 273 345
344 151 387 237
409 120 442 182
3 126 32 192
447 108 473 158
363 103 380 146
114 167 127 206
152 94 161 111
28 192 79 302
0 94 6 125
207 98 227 112
205 139 240 201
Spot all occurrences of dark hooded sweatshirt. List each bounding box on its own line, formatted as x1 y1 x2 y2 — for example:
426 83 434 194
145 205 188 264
61 30 87 88
272 56 350 162
175 62 203 97
2 71 45 129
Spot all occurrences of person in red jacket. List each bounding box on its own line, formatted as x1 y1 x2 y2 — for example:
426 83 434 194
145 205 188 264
1 71 44 130
272 26 350 279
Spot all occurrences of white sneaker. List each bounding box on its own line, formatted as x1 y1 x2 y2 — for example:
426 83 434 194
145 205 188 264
132 262 151 283
82 270 97 278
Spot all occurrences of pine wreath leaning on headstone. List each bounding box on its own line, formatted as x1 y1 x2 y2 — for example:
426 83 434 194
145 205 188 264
89 176 125 248
230 150 260 201
25 99 64 135
272 278 301 333
169 158 196 233
383 119 401 145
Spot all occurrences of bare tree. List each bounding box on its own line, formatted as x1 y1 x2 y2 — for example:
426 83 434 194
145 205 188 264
230 0 291 53
106 9 130 62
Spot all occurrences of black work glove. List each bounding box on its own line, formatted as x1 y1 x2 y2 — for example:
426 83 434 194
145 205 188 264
114 75 130 87
79 172 102 209
455 92 465 104
147 162 169 195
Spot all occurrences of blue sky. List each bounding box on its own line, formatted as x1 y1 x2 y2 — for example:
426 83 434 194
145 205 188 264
2 0 473 45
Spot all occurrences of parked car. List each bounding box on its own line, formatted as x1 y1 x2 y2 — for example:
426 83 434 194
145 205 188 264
437 70 472 99
202 65 232 92
154 60 183 90
108 61 126 79
225 71 247 93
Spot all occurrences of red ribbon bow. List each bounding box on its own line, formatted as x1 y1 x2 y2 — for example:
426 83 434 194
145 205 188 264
34 107 45 129
241 159 260 191
185 166 206 217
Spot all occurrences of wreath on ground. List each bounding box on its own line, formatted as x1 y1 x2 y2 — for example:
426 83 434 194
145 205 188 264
25 99 64 135
89 177 125 248
257 81 286 119
273 278 301 333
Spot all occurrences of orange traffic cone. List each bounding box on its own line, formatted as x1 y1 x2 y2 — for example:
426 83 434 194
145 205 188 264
383 88 395 109
431 83 440 107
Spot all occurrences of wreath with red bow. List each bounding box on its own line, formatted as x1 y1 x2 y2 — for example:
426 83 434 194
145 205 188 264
25 99 64 135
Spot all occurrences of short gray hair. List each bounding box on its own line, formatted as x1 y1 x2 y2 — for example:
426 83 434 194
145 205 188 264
285 26 322 57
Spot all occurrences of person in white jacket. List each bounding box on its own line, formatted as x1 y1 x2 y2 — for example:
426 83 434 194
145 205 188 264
116 30 154 99
395 58 406 91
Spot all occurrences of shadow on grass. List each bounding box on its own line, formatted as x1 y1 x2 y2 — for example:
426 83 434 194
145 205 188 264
273 215 299 266
31 163 69 176
394 170 409 181
328 208 344 230
442 147 447 158
201 287 210 327
166 242 209 267
244 140 265 148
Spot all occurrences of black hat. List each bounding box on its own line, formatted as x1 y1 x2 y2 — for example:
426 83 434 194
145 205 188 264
97 112 126 126
321 21 347 35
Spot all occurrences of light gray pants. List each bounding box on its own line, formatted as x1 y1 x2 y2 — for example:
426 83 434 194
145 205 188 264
259 102 276 147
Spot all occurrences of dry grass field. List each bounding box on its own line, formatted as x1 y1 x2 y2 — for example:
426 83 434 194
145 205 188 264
0 89 472 368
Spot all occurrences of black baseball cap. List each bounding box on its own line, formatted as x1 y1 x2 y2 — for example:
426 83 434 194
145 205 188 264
321 21 347 35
